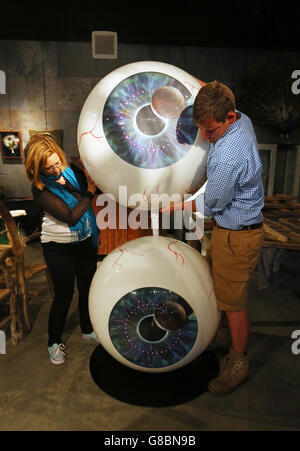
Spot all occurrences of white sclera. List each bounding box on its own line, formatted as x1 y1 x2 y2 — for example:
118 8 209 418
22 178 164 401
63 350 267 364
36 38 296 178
89 236 220 373
77 61 208 209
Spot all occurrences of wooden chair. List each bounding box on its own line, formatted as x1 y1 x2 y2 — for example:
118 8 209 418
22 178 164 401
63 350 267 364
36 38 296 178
0 246 23 345
0 201 53 332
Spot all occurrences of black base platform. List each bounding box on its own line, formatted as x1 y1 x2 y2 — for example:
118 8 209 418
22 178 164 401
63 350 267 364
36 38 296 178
90 344 219 407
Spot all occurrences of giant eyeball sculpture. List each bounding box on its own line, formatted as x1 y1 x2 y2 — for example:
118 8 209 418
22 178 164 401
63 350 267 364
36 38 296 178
89 236 220 373
77 61 208 208
78 61 219 386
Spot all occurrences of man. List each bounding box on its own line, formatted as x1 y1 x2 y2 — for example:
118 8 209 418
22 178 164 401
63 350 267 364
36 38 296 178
162 81 264 395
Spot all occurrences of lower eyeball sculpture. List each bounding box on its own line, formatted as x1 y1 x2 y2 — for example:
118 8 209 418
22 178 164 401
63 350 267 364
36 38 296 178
89 236 220 373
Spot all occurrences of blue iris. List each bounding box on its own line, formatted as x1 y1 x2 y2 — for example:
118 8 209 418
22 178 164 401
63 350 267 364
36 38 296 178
109 287 198 369
102 72 196 169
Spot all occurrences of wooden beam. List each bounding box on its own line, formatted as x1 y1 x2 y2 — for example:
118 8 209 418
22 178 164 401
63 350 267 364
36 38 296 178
263 223 288 243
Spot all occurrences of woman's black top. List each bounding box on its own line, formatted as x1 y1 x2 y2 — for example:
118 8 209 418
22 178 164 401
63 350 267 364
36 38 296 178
32 164 95 227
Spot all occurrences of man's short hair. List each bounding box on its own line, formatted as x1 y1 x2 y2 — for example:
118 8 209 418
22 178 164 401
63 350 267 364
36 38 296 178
193 81 236 124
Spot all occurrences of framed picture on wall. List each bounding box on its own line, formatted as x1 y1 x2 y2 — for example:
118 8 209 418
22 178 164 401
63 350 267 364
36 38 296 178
0 131 23 164
258 144 277 196
282 145 300 196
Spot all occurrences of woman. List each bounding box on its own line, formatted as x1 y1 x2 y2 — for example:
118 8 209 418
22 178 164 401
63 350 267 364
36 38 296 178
25 133 100 365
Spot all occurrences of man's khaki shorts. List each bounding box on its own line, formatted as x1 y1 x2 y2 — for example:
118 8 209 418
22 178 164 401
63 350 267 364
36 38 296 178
208 225 264 312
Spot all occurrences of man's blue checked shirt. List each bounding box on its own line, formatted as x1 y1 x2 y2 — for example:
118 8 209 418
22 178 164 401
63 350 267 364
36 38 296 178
196 112 264 229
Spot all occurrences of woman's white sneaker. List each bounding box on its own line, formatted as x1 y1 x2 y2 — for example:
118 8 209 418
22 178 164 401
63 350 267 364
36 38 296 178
48 343 67 365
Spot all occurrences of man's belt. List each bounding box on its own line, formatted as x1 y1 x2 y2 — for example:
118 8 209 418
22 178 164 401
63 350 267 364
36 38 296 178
211 219 263 231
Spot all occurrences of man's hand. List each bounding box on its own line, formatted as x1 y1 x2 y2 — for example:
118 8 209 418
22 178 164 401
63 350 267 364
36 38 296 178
160 201 182 215
160 200 195 214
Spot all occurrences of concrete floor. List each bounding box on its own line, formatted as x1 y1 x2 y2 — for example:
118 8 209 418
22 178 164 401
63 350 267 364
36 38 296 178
1 240 300 431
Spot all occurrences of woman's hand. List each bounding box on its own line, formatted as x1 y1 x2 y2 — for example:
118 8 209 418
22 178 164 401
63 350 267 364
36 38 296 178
88 181 97 195
84 169 97 195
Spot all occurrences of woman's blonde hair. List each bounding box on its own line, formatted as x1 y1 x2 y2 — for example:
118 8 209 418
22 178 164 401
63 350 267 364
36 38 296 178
24 133 68 190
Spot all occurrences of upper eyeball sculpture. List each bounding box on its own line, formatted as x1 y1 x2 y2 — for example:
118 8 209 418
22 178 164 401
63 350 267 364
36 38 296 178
78 61 219 373
77 61 208 209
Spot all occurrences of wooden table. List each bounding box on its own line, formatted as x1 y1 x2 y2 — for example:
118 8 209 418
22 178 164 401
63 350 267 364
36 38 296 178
263 195 300 250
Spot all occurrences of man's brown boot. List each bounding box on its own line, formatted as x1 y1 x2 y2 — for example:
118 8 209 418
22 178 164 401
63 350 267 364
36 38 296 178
208 348 249 395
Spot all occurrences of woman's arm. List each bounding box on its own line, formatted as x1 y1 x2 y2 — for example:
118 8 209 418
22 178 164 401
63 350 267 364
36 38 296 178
32 185 94 226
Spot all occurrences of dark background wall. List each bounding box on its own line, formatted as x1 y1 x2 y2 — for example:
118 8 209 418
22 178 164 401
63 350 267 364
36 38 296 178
0 1 299 198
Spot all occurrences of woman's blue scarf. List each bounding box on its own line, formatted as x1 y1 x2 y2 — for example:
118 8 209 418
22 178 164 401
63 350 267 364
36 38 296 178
40 166 99 248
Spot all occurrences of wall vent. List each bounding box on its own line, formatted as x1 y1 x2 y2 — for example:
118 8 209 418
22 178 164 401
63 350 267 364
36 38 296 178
92 31 118 59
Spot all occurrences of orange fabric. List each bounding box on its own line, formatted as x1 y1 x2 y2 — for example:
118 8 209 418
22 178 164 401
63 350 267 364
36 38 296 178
210 225 264 312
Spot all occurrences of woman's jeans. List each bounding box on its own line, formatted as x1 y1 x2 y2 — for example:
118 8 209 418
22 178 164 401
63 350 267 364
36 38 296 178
42 237 97 346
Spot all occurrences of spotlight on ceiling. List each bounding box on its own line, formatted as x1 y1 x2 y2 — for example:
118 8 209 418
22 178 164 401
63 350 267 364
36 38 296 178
92 31 118 59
